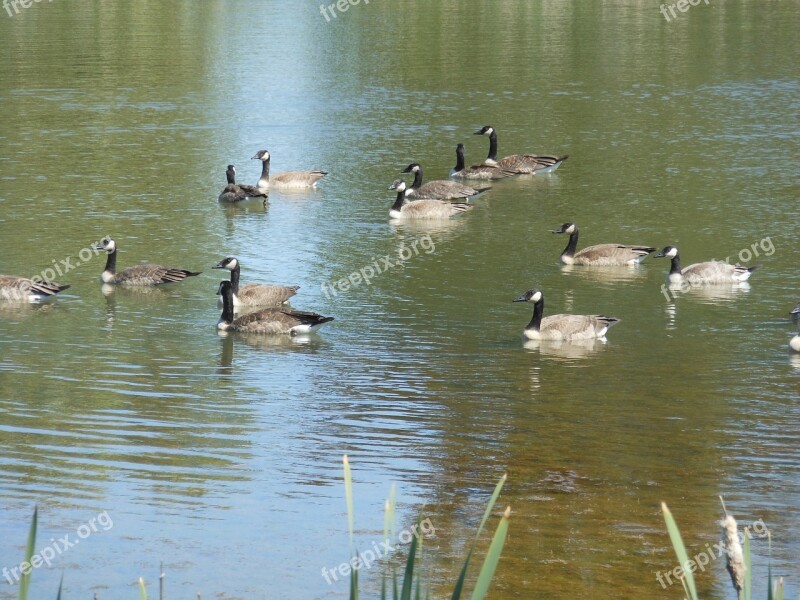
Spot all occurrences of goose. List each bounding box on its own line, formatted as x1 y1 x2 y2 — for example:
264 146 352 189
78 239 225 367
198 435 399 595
790 302 800 352
401 163 483 200
0 274 70 302
252 150 327 189
475 126 568 174
654 246 758 286
387 180 474 220
217 280 333 335
218 165 268 203
552 223 656 266
450 143 516 180
213 256 299 307
95 238 201 286
513 289 620 341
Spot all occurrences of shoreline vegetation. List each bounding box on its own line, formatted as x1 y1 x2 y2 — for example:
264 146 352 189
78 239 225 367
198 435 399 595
6 477 796 599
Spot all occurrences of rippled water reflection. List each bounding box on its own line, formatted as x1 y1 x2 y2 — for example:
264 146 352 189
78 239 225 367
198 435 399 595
1 1 798 599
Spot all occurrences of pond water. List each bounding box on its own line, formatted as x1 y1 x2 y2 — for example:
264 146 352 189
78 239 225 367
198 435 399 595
0 1 798 598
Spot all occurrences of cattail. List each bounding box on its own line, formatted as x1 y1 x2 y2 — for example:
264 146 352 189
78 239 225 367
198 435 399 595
721 513 746 594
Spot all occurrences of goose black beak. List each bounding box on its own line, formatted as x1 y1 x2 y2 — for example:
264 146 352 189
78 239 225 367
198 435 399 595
551 229 564 234
654 251 666 258
251 154 260 160
513 295 527 303
473 130 483 135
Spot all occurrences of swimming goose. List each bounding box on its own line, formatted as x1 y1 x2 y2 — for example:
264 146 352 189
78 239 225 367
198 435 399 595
552 223 656 266
0 275 70 302
475 126 568 174
654 246 758 286
513 288 620 341
790 303 800 352
217 280 333 335
95 238 201 286
213 256 299 307
450 143 516 180
401 163 483 200
218 165 268 203
252 150 327 189
387 180 474 220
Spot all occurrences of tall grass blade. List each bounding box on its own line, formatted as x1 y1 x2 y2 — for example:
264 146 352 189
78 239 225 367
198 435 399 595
399 523 419 600
451 474 507 600
344 455 355 550
18 506 37 600
768 531 774 600
475 474 507 541
743 528 751 600
470 506 511 600
138 577 147 600
661 503 699 600
55 573 63 600
349 558 359 600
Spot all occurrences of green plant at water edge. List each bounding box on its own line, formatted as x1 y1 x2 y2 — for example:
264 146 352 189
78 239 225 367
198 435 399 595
342 455 510 600
661 501 797 600
18 506 37 600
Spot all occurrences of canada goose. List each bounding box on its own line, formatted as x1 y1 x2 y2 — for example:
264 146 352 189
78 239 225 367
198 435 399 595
218 165 268 203
0 275 70 302
252 150 327 189
790 303 800 352
217 280 333 335
450 143 516 180
213 256 299 307
95 238 201 286
475 126 568 174
513 288 620 341
654 246 758 286
387 180 474 220
401 163 483 200
552 223 656 266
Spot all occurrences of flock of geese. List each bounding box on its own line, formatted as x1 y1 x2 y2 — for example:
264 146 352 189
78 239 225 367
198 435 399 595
2 124 798 350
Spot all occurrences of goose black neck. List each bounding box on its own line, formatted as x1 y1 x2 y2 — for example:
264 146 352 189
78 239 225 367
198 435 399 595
391 190 406 212
669 252 682 275
259 159 270 182
104 249 117 274
229 265 241 294
562 229 579 258
454 146 465 172
220 286 234 324
411 168 424 190
487 131 498 162
226 168 236 185
527 298 544 332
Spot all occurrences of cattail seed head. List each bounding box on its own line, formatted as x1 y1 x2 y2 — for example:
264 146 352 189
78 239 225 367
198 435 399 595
721 514 746 592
